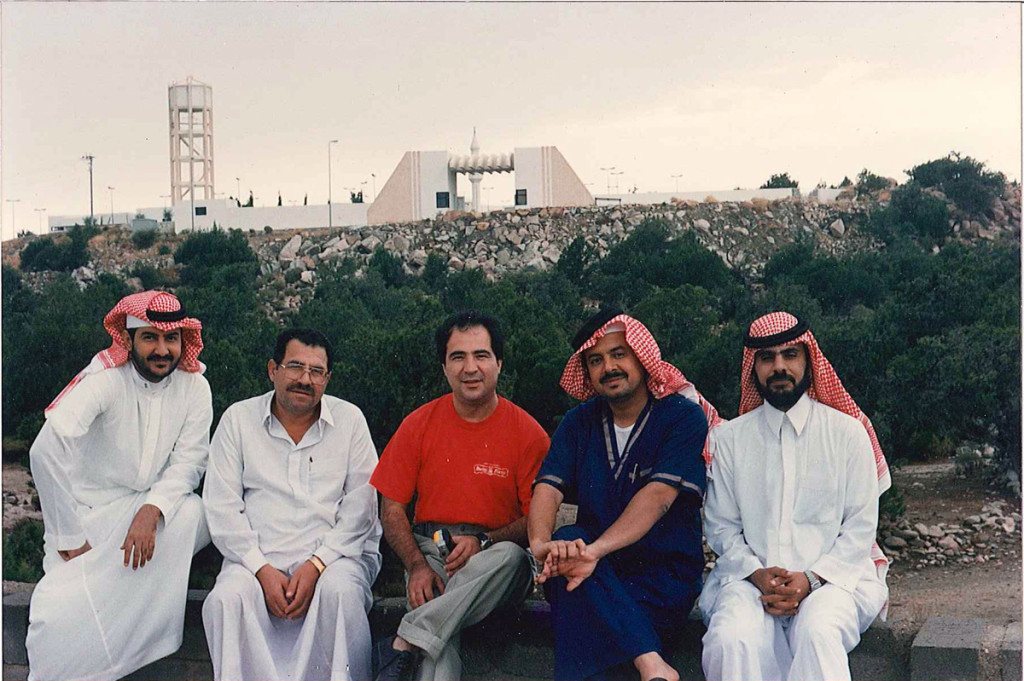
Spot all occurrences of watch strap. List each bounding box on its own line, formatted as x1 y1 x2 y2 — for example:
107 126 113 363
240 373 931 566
804 569 822 592
475 533 493 550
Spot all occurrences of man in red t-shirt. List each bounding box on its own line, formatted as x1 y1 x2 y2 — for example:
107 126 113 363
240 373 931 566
370 311 550 681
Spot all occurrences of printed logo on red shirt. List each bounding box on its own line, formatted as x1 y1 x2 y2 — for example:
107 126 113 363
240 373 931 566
473 463 509 478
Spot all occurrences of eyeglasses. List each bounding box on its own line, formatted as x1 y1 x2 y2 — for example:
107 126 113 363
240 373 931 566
278 361 330 385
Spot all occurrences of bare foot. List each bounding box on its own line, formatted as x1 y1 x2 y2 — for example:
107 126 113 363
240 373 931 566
633 651 678 681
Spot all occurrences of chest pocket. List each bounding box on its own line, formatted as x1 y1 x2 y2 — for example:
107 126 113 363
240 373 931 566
794 475 837 525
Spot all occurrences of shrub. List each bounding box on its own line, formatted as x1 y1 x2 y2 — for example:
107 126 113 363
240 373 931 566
907 152 1006 215
131 230 158 249
759 172 798 189
127 263 169 289
855 169 888 196
3 519 44 582
157 244 171 255
20 225 96 272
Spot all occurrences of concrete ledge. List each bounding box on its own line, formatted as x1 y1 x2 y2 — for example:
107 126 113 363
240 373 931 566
911 616 1023 681
4 587 920 681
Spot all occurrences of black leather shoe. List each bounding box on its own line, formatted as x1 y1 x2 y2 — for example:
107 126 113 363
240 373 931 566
373 637 421 681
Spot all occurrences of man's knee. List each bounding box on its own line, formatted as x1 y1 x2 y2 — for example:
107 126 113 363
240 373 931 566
552 525 592 543
203 571 258 619
703 583 772 654
790 587 859 651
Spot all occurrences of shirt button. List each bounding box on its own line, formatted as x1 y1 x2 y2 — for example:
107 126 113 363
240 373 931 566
446 458 450 463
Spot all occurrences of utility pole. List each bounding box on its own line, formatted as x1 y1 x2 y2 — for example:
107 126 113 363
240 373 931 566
82 155 95 224
6 199 20 236
328 139 338 229
672 174 684 194
108 186 115 224
600 166 616 195
34 207 46 233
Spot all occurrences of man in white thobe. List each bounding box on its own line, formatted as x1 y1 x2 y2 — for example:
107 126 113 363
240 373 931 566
202 328 382 681
700 312 891 681
27 290 212 681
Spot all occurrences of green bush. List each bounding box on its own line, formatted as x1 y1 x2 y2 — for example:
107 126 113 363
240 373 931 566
759 172 798 189
174 227 256 286
284 268 302 284
3 519 44 582
131 229 158 249
855 169 889 196
20 225 97 272
907 152 1006 215
127 263 169 290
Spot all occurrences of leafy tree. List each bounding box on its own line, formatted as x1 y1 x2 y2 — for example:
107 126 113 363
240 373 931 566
20 225 96 272
838 176 852 188
855 169 889 196
907 152 1006 215
174 227 257 286
759 173 798 190
351 191 364 204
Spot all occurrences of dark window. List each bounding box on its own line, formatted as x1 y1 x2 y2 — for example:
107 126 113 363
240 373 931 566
515 189 527 206
195 206 207 216
436 192 450 209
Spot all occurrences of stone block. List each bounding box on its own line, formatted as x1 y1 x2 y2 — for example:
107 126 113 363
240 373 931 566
912 616 987 680
2 593 30 666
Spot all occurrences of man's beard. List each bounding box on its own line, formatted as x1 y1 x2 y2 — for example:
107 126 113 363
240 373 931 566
131 347 180 382
754 368 812 411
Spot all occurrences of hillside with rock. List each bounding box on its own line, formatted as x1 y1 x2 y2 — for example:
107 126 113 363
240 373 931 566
4 186 1019 322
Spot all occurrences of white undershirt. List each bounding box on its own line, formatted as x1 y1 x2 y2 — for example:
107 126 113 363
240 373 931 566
613 423 632 454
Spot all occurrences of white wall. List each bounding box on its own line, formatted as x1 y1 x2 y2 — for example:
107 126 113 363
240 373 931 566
594 188 797 206
49 208 170 230
513 147 543 208
416 151 455 220
172 199 368 232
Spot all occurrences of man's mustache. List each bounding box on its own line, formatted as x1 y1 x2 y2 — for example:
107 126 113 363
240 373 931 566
600 371 629 384
147 353 175 362
767 372 795 387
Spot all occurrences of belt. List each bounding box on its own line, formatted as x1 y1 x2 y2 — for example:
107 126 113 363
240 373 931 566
412 522 489 537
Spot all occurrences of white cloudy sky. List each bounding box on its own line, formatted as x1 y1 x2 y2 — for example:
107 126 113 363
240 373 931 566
2 2 1020 238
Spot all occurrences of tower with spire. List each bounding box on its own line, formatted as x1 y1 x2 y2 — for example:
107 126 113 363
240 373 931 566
469 127 483 211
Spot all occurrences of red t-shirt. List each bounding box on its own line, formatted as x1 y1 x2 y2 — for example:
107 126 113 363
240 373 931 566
371 394 550 529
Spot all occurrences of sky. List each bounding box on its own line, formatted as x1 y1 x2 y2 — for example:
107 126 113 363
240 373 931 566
2 2 1020 239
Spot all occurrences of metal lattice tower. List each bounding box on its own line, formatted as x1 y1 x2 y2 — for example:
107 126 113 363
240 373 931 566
168 77 215 202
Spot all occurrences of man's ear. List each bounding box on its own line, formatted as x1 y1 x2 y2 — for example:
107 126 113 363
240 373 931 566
267 359 277 383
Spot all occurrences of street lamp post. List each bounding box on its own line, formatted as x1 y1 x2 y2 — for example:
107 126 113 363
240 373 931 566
328 139 338 229
34 207 46 233
236 177 241 200
108 186 115 224
82 155 95 224
611 171 624 193
6 199 20 235
600 166 616 194
371 173 376 202
671 174 684 194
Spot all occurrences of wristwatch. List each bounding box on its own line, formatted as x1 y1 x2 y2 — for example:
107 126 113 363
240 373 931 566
804 570 822 593
475 533 494 550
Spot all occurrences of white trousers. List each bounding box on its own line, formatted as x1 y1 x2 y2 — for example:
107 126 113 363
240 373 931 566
702 580 886 681
202 555 377 681
27 492 210 681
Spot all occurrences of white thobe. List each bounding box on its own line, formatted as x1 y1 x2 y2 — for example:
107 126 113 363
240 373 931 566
700 394 887 681
26 363 212 681
202 391 382 681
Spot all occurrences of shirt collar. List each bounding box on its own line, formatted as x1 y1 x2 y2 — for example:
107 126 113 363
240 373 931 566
129 363 174 392
260 390 334 429
762 392 812 437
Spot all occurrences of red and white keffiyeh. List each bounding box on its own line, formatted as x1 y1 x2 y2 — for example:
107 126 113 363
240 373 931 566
560 313 724 463
46 291 204 413
738 311 891 593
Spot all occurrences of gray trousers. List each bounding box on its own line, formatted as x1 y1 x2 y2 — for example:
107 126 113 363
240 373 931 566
399 531 532 681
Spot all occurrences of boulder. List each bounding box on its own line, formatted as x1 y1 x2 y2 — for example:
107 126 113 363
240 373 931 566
279 235 303 261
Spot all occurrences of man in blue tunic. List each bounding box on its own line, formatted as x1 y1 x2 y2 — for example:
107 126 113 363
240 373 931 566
528 309 722 681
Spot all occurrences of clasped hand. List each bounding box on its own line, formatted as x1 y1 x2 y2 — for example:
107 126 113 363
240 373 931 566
748 566 811 616
256 561 321 620
531 538 598 591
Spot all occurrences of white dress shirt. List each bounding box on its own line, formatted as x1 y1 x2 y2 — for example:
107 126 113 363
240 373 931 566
701 393 883 612
203 391 382 575
31 363 212 550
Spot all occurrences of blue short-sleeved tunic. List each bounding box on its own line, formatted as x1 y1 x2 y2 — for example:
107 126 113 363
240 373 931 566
536 393 708 680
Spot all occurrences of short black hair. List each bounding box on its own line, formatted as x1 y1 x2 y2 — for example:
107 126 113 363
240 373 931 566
572 307 624 351
273 328 334 371
435 311 504 364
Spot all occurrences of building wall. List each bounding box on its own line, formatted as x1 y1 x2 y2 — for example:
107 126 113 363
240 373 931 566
172 199 367 231
367 150 455 226
593 188 798 206
514 147 593 209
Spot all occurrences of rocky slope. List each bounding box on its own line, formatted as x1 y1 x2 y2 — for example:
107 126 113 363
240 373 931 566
4 188 1020 321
